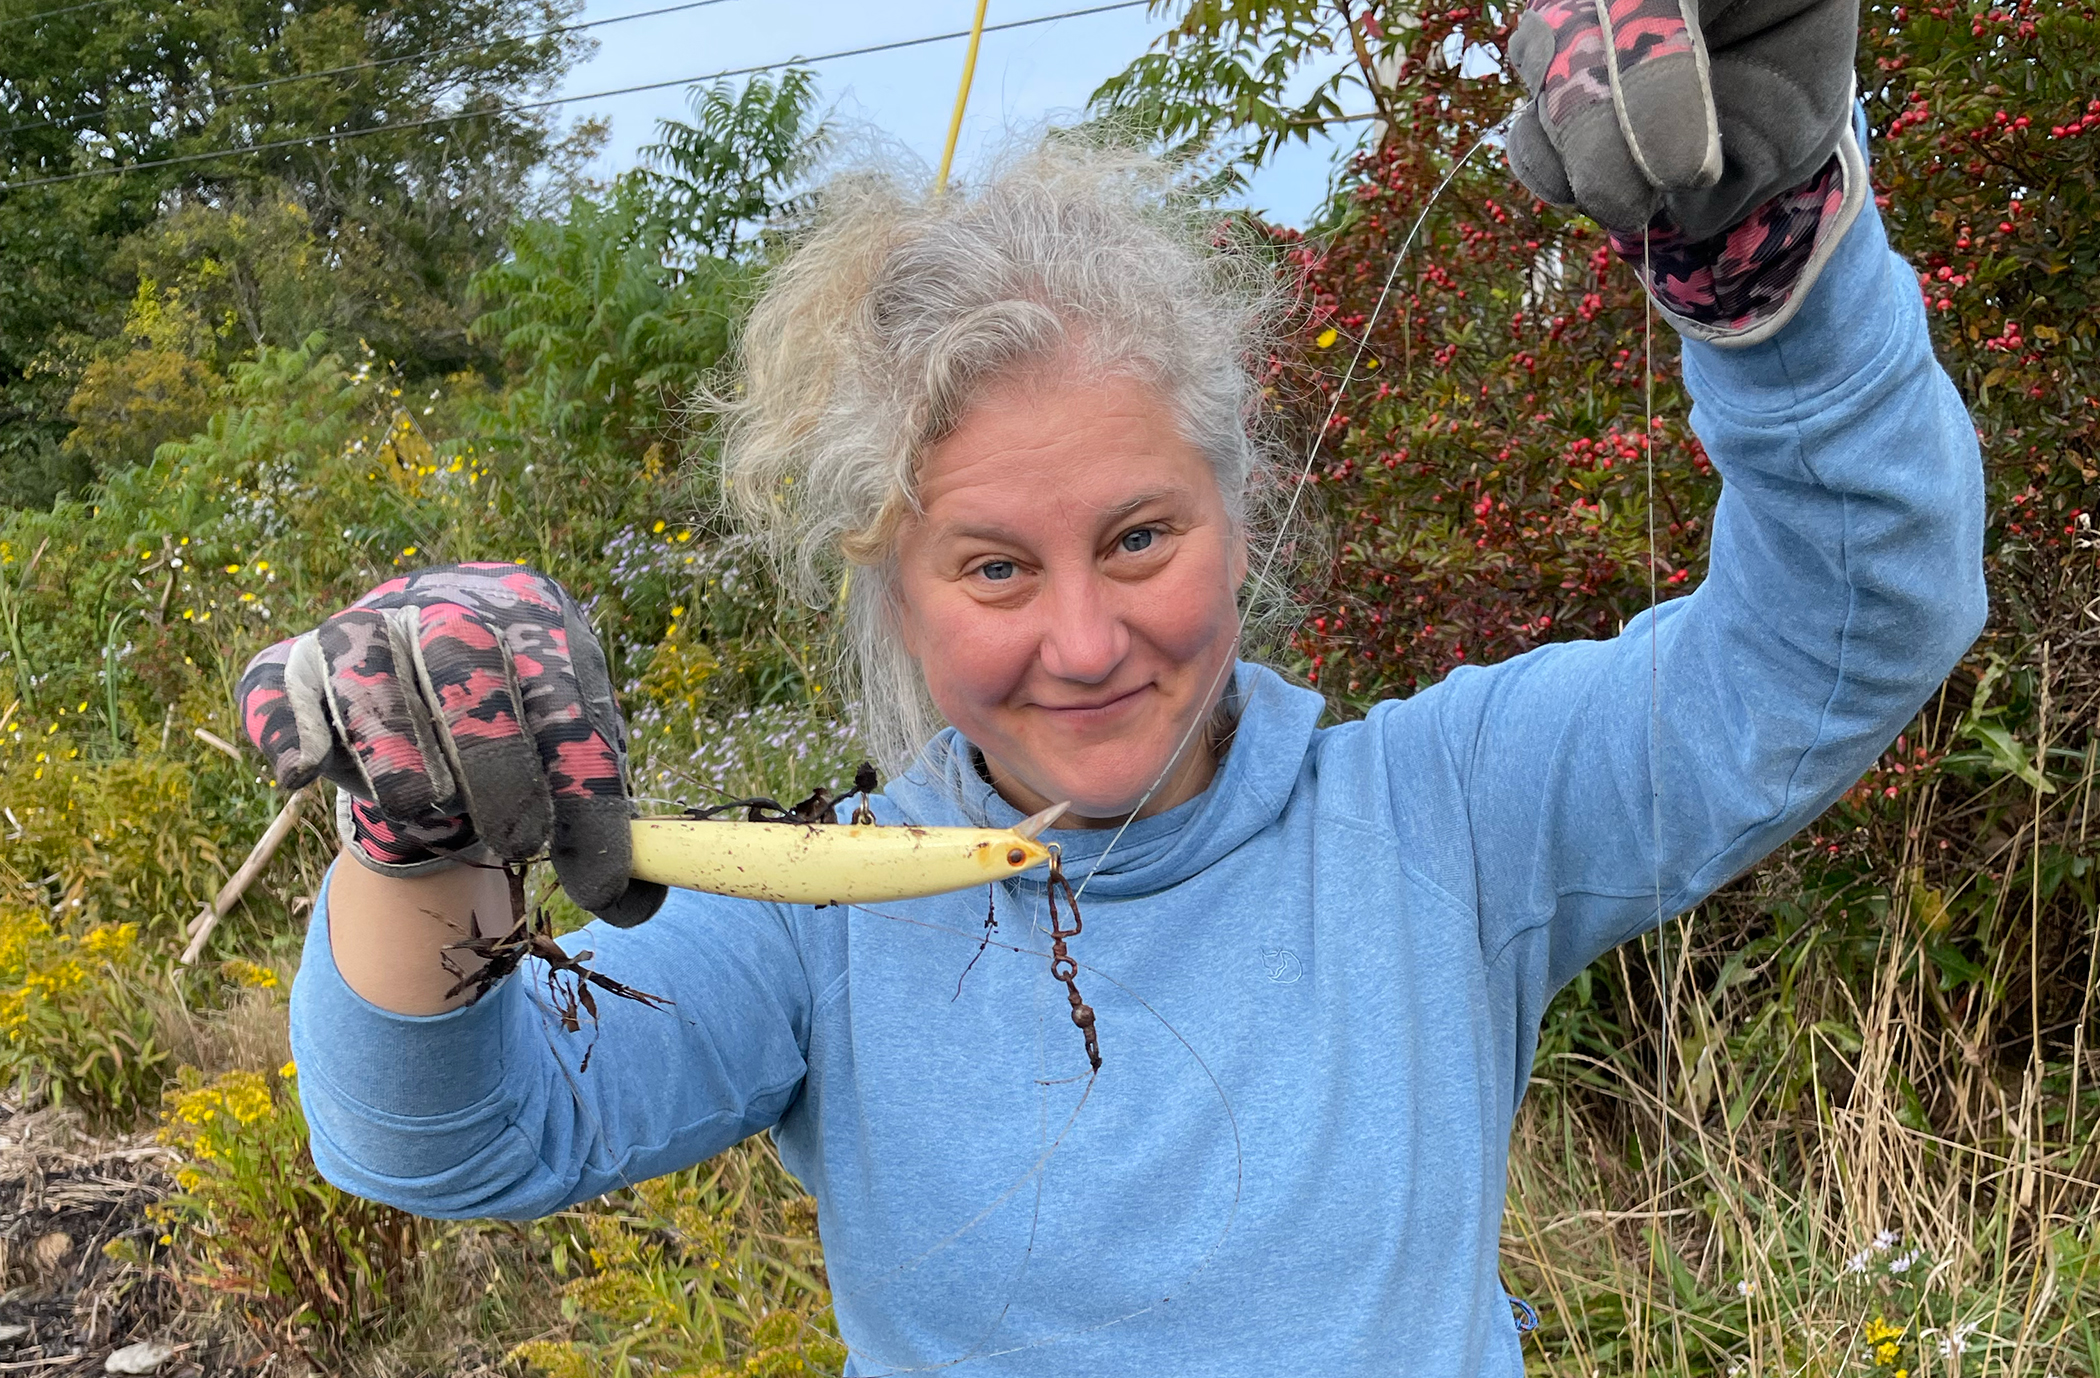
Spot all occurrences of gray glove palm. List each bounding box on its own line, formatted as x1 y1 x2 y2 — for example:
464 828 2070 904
1508 0 1860 241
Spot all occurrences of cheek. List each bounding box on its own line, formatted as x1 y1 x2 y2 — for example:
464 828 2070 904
894 578 1036 724
1136 544 1243 664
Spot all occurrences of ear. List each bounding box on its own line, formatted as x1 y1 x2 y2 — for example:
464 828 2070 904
1228 521 1250 593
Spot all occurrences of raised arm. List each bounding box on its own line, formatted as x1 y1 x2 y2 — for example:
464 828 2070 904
1398 169 1985 994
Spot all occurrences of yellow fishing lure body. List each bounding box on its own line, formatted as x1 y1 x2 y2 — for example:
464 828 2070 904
627 802 1065 906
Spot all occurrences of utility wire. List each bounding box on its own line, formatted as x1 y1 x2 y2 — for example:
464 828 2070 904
0 0 118 29
0 0 740 141
0 0 1148 192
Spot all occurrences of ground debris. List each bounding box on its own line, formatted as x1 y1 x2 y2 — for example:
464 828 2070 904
0 1099 221 1376
103 1339 176 1373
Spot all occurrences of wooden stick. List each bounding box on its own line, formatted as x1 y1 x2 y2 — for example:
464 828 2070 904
181 786 313 965
193 726 244 762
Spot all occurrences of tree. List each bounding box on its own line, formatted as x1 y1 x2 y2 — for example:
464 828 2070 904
1091 0 1412 187
642 67 829 264
470 69 827 469
0 0 594 500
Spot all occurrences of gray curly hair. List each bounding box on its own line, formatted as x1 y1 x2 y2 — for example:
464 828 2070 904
709 138 1291 771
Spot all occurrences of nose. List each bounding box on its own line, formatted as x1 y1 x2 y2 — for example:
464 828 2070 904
1035 572 1129 685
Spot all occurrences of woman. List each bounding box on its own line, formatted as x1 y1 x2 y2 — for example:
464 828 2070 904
243 1 1985 1370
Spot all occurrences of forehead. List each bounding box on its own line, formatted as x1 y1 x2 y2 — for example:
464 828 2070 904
913 370 1217 527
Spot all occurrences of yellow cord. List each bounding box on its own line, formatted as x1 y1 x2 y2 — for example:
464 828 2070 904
935 0 992 191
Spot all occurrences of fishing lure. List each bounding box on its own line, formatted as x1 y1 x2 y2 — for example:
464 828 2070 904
626 796 1067 907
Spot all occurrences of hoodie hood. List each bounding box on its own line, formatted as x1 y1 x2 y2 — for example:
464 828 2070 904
880 660 1327 900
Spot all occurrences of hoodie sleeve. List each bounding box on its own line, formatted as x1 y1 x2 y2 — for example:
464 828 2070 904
1391 189 1986 1001
288 860 815 1220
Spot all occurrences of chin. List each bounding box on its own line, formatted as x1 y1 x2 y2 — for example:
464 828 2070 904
1030 747 1179 821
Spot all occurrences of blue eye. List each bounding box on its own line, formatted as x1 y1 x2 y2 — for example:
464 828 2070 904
979 560 1016 581
1120 528 1156 553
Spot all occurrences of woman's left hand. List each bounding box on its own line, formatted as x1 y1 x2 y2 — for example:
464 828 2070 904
1507 0 1859 240
1507 0 1869 346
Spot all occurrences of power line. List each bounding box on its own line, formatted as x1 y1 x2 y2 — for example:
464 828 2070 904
0 0 119 29
0 0 1149 192
0 0 741 141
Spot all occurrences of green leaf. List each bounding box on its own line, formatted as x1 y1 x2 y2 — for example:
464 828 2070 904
1963 721 2056 792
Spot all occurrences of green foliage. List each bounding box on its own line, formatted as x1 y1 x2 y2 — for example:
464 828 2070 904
0 903 165 1119
0 54 853 1370
513 1139 843 1378
470 175 745 468
1091 0 1408 184
62 276 228 473
1865 0 2099 602
0 0 596 498
156 1063 425 1345
643 68 830 263
0 65 835 1144
0 733 317 1118
470 67 822 473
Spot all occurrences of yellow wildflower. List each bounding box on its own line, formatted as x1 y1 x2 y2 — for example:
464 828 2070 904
221 958 279 990
79 923 138 960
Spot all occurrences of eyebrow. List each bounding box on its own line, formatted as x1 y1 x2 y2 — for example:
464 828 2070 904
1097 489 1179 522
933 489 1183 544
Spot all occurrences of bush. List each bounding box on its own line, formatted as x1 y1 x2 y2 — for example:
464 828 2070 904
1268 2 2100 1368
0 739 326 1118
512 1140 842 1378
0 904 165 1118
0 66 850 1372
154 1063 424 1347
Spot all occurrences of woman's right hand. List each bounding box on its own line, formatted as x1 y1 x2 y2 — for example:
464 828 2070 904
236 562 666 927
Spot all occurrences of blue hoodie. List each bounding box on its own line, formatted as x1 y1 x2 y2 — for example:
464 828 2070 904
289 188 1986 1375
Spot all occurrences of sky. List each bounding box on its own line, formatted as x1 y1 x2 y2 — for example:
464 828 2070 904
548 0 1362 228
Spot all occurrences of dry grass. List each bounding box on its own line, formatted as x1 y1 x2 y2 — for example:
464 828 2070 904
153 979 295 1086
1504 657 2100 1377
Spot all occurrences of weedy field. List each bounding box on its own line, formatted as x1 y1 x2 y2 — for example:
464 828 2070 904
0 0 2096 1374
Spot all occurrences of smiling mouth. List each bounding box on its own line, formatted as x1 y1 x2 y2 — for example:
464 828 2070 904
1036 685 1149 715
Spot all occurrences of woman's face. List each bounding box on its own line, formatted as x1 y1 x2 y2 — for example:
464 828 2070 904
894 368 1248 825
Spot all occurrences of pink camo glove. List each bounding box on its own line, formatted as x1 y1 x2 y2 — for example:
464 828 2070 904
236 563 665 928
1508 0 1867 345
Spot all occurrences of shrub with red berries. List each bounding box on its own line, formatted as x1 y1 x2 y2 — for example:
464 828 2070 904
1284 3 2095 706
1279 3 2099 1086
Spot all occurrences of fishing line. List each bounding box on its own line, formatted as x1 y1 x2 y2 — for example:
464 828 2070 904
546 83 1654 1374
1073 111 1513 902
1643 231 1665 1131
1640 223 1688 1364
